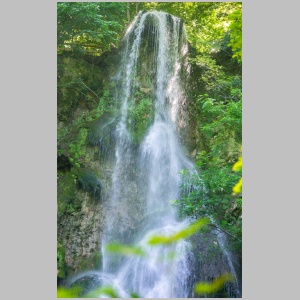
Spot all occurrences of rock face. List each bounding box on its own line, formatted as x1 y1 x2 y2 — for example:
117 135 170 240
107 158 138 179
58 190 104 274
57 50 120 279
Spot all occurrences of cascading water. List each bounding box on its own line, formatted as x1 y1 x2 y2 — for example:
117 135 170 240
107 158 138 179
68 11 240 298
100 11 195 298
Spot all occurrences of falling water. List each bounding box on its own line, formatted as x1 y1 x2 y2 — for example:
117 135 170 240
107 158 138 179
99 11 195 298
69 11 240 298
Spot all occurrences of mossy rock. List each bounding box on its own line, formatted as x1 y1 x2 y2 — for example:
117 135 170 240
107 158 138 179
87 113 118 161
57 172 81 216
77 170 102 201
57 242 66 279
127 96 155 144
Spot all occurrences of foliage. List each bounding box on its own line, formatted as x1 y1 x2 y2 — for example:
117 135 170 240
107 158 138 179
173 151 242 251
57 286 81 298
148 218 209 245
228 5 242 62
232 156 242 194
58 285 140 298
85 286 119 298
57 242 66 279
199 94 242 160
69 128 88 168
57 56 107 123
127 94 154 143
175 15 242 249
105 243 146 257
77 170 102 200
57 2 127 54
57 172 80 216
139 2 242 61
195 273 233 295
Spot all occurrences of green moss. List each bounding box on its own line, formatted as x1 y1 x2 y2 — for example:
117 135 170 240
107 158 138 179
57 242 66 279
77 170 102 200
79 251 102 271
127 95 154 144
69 128 89 168
57 56 104 123
57 172 82 216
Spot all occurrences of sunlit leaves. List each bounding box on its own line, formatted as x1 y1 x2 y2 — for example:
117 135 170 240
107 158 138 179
194 273 234 295
233 178 242 194
232 157 242 171
147 218 209 245
199 94 242 157
232 156 242 194
57 2 127 54
151 2 241 61
105 243 146 257
228 4 242 61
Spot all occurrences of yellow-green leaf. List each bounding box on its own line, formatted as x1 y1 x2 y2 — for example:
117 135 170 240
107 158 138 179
57 287 81 298
233 178 242 194
232 157 242 171
194 273 234 295
105 243 146 257
148 218 209 245
85 286 119 298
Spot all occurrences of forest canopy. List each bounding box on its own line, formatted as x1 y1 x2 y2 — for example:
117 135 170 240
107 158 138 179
57 2 242 61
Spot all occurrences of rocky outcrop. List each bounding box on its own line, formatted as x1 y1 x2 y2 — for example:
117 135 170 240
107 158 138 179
58 190 104 274
57 50 120 280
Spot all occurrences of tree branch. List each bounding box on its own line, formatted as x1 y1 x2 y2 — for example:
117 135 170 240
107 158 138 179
79 81 100 101
208 224 241 242
57 42 103 49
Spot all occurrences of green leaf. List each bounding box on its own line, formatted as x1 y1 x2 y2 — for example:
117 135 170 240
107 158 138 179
57 287 81 298
194 273 234 295
85 286 119 298
147 218 209 245
130 292 141 298
105 243 146 257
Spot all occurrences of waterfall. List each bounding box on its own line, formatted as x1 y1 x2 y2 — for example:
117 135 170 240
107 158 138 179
68 11 240 298
100 11 194 298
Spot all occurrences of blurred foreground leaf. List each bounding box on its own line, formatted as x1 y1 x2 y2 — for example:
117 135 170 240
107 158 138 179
232 156 242 194
57 287 81 298
85 286 119 298
194 273 234 295
130 292 140 298
106 243 146 257
233 178 242 194
148 218 209 245
232 157 242 171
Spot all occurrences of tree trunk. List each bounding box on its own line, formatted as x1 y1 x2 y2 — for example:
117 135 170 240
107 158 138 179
136 3 139 14
127 3 130 23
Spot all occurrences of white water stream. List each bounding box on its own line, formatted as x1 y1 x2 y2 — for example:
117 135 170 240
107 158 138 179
101 12 194 297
